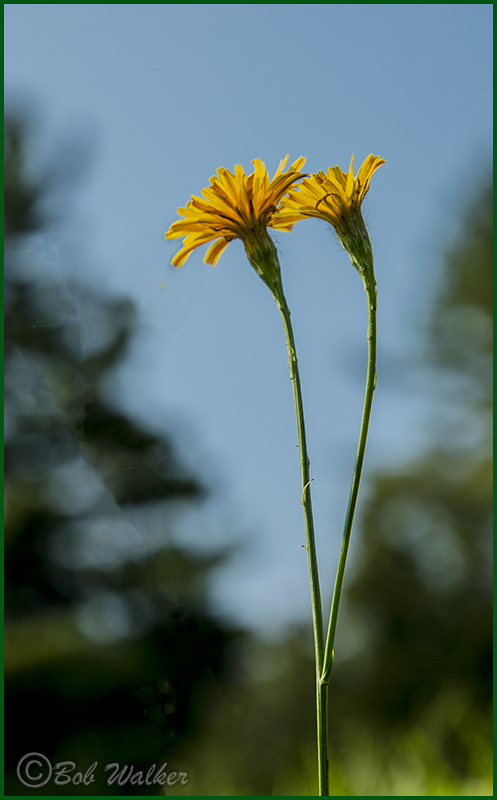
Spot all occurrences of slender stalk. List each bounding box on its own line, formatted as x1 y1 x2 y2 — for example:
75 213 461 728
273 289 328 795
321 277 377 687
317 681 329 795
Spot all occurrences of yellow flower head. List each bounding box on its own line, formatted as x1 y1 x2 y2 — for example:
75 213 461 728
278 154 386 228
277 154 386 277
165 155 306 269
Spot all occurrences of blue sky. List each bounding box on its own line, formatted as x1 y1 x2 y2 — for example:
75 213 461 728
5 4 492 634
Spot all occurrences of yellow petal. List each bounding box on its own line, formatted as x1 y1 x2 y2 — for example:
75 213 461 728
272 154 289 181
204 237 231 265
167 156 307 268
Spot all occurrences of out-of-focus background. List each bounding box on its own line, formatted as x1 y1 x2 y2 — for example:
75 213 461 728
4 4 492 796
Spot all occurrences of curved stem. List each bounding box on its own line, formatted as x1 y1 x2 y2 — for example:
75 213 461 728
321 278 377 686
273 289 327 794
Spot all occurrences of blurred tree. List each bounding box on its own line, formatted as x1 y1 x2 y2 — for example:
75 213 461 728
4 110 241 796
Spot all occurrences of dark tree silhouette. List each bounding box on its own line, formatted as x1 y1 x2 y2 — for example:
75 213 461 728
4 110 241 796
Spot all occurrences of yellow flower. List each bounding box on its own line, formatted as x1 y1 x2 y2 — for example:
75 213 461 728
277 154 386 277
165 155 306 269
278 154 386 227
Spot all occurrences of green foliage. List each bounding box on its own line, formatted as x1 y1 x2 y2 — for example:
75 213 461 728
4 110 239 796
4 115 45 233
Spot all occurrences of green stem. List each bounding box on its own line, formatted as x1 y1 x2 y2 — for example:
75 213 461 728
273 289 328 795
321 276 377 687
317 681 329 796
